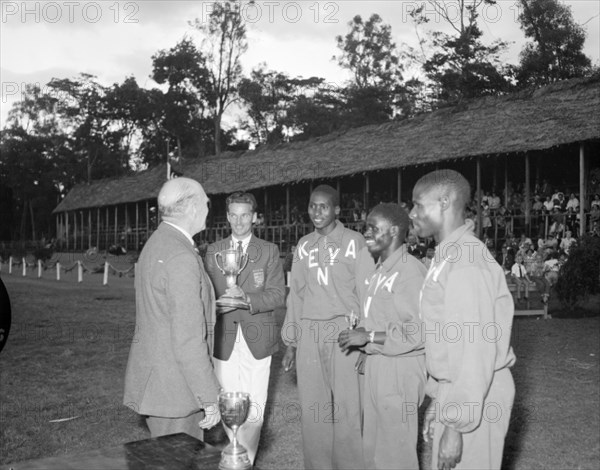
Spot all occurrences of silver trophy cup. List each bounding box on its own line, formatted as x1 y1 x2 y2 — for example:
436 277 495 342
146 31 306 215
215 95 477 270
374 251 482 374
218 391 252 470
214 248 249 310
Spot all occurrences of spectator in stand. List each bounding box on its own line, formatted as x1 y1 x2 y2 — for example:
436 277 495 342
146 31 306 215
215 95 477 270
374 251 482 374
489 191 501 211
518 233 533 252
482 202 492 237
422 247 435 269
545 234 559 251
523 245 536 272
511 253 531 303
499 245 515 275
554 192 567 211
549 208 565 237
532 195 543 213
566 193 579 211
527 251 550 304
591 194 600 210
407 233 426 259
590 204 600 228
565 207 578 235
543 251 561 287
543 196 554 212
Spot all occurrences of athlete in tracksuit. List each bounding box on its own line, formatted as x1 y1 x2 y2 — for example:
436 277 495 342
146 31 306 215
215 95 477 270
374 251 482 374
282 185 366 470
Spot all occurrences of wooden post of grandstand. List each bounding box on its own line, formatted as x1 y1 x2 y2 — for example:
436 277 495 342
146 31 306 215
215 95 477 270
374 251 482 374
96 208 100 249
22 257 26 277
66 212 69 251
103 262 109 285
8 256 12 274
106 207 109 249
286 186 290 225
77 261 83 283
525 153 531 236
56 262 61 281
504 157 509 221
580 143 586 236
135 202 139 251
364 174 370 211
397 169 402 204
74 211 78 251
38 259 42 278
263 190 269 226
88 209 92 249
114 205 118 246
476 157 482 239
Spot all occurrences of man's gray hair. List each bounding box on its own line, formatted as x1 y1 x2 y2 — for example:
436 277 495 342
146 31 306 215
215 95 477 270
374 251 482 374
158 177 202 218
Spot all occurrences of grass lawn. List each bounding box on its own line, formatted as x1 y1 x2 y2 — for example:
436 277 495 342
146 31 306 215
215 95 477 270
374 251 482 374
0 272 598 469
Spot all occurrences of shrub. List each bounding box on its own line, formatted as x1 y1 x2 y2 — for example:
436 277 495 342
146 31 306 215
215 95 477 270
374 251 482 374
555 235 600 310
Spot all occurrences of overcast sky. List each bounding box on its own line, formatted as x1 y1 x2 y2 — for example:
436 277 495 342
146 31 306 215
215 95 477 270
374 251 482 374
1 0 599 128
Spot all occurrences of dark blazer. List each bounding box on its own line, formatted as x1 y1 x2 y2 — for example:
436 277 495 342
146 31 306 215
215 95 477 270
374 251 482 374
205 234 285 361
123 223 221 418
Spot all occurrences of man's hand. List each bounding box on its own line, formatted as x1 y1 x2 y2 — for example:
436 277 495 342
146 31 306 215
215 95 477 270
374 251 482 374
422 399 437 443
225 285 247 300
199 402 221 430
338 327 369 352
282 345 296 372
438 426 463 470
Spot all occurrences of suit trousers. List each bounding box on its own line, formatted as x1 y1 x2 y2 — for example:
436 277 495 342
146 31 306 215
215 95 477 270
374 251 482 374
146 411 205 441
213 324 271 464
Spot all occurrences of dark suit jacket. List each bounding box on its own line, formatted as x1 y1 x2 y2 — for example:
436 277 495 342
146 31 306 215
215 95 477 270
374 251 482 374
123 223 221 418
205 234 285 361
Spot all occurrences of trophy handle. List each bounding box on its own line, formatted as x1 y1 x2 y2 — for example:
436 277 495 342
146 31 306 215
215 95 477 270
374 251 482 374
215 251 225 275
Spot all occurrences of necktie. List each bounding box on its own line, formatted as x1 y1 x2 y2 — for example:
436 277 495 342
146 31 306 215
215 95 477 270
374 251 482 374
519 265 523 277
237 240 243 259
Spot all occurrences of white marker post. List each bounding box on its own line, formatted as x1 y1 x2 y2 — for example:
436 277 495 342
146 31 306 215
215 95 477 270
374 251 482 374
22 257 26 277
56 262 61 281
9 256 13 274
38 259 42 278
77 261 83 283
103 262 109 285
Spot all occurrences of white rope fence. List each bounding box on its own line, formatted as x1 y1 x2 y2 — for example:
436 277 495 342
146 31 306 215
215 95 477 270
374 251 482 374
0 256 135 285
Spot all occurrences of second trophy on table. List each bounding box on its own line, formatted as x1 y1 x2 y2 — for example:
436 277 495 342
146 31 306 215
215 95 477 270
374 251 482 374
218 391 252 470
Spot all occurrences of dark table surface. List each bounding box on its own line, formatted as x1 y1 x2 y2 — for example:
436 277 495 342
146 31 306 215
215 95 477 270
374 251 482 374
2 433 222 470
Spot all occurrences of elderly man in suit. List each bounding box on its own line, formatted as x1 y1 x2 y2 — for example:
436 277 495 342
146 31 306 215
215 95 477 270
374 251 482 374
205 192 285 464
124 177 221 440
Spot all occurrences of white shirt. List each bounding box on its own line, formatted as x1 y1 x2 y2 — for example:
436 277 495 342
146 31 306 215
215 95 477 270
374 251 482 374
163 221 195 246
511 263 527 278
231 235 251 254
566 198 579 210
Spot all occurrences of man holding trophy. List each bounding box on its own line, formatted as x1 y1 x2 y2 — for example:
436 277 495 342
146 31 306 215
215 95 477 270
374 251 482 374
205 192 286 465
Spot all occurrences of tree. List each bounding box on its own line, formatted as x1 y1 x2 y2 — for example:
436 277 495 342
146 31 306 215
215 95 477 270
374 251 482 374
47 74 126 183
334 14 409 122
555 235 600 311
190 0 249 155
516 0 592 87
0 84 67 240
335 14 403 90
411 0 511 105
151 39 216 163
238 66 293 145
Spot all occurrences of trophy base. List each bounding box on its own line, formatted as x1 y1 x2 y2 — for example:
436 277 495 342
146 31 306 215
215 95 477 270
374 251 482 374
219 445 252 470
216 296 250 310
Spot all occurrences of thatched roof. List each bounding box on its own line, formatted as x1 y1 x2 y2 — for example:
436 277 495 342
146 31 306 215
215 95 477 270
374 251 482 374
54 76 600 213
